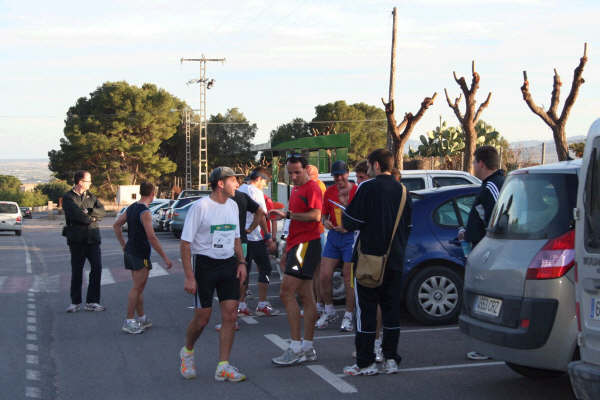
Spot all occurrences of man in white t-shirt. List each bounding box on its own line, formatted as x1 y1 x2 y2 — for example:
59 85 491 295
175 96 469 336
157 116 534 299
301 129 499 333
178 166 248 383
238 167 279 316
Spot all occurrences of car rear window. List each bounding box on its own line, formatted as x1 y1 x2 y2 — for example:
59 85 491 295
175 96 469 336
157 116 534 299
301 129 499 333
174 196 201 208
0 204 18 213
488 173 578 240
402 178 425 191
432 176 472 187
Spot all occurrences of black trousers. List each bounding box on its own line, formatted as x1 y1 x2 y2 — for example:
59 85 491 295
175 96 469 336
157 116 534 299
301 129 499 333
354 268 403 368
69 243 102 304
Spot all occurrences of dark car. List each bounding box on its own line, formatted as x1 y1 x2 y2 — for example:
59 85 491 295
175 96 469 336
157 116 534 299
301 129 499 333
160 196 202 232
20 207 32 219
330 184 481 325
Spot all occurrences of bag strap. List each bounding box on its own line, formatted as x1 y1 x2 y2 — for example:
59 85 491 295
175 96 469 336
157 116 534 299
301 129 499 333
385 184 407 258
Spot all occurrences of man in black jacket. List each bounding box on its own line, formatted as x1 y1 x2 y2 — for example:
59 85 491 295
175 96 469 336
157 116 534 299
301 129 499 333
62 170 106 313
461 146 505 247
341 149 412 376
459 145 505 361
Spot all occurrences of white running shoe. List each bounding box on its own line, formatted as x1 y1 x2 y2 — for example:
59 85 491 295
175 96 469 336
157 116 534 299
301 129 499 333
466 351 490 360
136 316 152 330
340 314 353 332
215 363 246 382
84 303 105 312
315 312 336 329
122 319 144 334
66 304 81 313
384 359 399 374
343 363 379 376
179 347 196 379
255 303 281 317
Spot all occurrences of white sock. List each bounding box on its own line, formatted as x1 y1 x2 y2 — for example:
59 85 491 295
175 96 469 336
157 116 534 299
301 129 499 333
301 339 313 351
239 302 247 310
137 314 146 322
258 301 268 308
344 311 353 319
375 338 382 347
325 304 335 314
316 302 324 312
126 318 137 323
290 340 302 353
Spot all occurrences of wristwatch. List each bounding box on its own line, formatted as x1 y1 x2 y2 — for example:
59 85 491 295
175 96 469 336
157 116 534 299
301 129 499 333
238 260 247 265
286 210 291 219
264 233 272 240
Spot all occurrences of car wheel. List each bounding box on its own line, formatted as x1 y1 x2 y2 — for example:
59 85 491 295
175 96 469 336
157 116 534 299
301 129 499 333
15 230 22 236
505 362 565 379
331 267 346 305
406 266 462 325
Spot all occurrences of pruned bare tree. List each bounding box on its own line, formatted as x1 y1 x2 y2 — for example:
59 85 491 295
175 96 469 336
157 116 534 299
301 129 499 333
444 61 492 174
382 94 437 169
521 43 588 161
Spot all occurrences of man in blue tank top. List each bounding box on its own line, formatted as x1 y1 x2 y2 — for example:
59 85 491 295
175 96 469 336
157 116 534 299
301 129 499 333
113 182 173 334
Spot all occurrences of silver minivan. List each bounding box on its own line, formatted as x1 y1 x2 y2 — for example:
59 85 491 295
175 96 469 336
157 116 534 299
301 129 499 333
569 118 600 399
0 201 23 236
460 159 580 378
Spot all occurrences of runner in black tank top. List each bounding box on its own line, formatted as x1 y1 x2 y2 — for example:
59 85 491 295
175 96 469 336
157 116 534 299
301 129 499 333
113 182 173 334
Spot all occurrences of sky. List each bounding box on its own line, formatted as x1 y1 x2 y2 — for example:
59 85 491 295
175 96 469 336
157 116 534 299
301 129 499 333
0 0 598 159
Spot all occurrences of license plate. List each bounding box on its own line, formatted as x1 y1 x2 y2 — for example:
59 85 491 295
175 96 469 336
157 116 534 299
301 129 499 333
590 298 600 321
474 295 503 317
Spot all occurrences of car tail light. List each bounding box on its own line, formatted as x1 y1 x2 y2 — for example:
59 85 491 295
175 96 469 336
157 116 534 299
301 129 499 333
526 230 575 280
16 216 22 223
576 301 582 332
173 212 179 217
520 319 530 329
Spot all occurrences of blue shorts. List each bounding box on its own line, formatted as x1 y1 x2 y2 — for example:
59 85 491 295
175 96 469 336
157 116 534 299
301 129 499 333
323 230 355 263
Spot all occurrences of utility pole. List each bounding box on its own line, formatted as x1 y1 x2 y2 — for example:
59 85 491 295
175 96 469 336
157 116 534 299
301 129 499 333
386 7 398 151
181 56 225 189
184 109 192 190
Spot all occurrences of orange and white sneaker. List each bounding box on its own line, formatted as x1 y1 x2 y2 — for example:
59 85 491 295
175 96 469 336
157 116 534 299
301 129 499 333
179 347 196 379
215 362 246 382
255 303 280 317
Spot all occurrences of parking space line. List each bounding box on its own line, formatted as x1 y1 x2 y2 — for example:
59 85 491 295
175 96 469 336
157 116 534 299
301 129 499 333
307 365 358 394
240 316 258 325
264 334 288 350
313 326 459 340
333 361 505 377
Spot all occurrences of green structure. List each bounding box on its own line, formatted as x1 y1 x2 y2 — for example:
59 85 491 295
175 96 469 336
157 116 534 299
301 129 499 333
268 133 350 201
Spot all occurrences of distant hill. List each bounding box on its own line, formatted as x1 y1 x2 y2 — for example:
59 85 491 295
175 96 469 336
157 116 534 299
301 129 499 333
0 159 52 183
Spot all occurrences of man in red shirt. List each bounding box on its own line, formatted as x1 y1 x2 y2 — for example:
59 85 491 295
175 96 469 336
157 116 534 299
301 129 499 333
269 155 323 366
317 161 358 331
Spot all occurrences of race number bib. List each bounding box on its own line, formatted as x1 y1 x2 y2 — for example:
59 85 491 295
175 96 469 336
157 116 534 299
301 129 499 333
211 224 236 249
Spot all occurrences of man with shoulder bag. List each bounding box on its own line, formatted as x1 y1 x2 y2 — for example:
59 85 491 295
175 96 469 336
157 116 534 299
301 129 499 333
341 149 412 376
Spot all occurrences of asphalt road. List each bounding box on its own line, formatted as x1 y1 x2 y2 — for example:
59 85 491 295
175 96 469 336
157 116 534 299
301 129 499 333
0 215 576 400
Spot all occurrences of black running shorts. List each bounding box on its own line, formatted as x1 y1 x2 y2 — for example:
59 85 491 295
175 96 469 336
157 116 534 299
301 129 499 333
124 252 152 271
285 239 321 280
193 255 240 308
246 240 272 284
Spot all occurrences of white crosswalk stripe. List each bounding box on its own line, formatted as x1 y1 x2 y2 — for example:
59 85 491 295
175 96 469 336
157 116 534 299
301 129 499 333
149 262 169 277
100 269 115 286
0 276 6 290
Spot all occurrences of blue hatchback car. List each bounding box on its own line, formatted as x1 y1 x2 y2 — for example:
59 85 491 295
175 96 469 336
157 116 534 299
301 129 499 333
401 184 481 325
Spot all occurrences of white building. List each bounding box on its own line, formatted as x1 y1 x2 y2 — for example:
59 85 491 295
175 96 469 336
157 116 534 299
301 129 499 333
116 185 140 206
